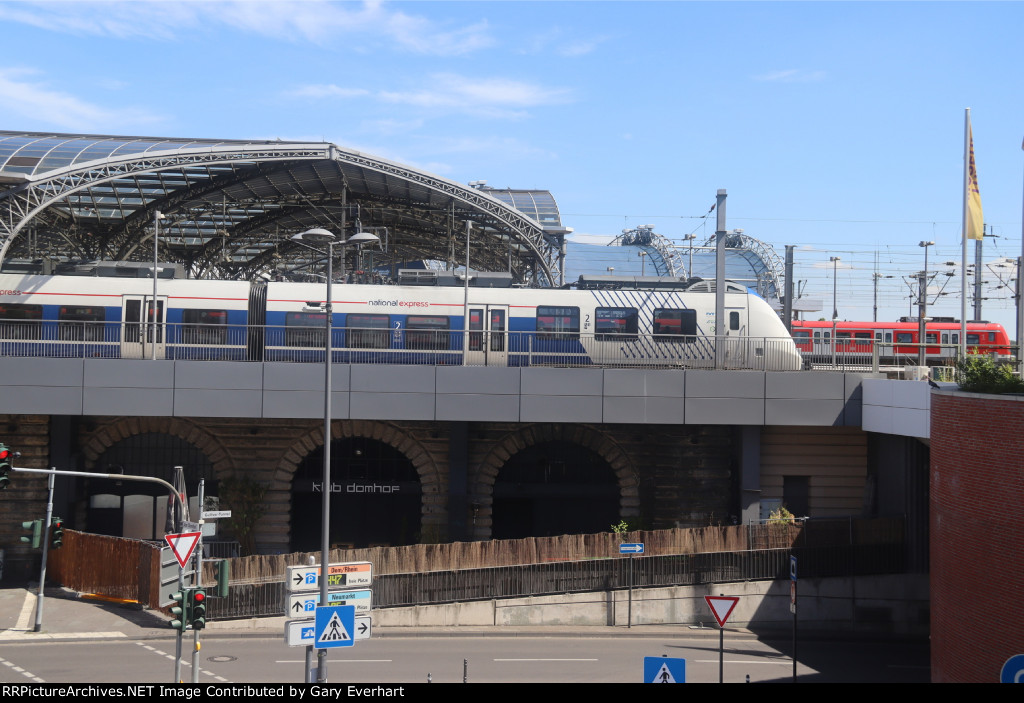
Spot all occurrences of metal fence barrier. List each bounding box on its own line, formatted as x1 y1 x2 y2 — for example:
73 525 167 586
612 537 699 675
207 542 908 620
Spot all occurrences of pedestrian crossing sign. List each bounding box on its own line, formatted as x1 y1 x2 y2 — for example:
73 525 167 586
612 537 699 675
315 604 355 649
644 656 685 683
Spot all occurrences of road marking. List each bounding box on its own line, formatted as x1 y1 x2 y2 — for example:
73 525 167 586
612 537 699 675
15 590 34 630
275 659 393 664
694 659 800 665
0 631 126 641
0 656 45 682
494 658 599 662
134 642 231 682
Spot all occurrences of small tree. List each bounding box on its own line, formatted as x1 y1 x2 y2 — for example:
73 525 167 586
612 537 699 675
218 475 268 556
610 519 630 536
955 352 1024 394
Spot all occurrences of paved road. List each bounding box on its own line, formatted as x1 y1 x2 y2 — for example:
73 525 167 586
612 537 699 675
0 586 930 684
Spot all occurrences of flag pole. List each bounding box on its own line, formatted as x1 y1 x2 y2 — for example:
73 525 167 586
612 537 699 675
960 108 970 360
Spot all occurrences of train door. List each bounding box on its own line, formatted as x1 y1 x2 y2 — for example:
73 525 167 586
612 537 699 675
464 304 508 366
724 307 747 365
121 295 167 359
812 328 832 359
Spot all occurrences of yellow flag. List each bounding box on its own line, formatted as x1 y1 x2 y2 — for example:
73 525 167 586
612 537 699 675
966 125 983 240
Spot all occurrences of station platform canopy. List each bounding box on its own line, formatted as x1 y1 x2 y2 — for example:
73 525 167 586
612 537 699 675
0 131 568 286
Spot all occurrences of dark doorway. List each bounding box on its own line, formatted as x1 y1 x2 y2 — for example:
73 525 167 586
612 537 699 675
290 437 421 552
89 433 215 540
491 441 620 539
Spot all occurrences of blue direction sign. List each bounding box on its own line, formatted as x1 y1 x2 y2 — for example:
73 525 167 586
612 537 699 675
288 588 372 616
644 656 685 683
315 605 355 649
1001 654 1024 683
620 543 645 554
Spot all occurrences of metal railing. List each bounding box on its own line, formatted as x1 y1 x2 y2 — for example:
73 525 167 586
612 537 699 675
207 541 910 620
0 319 804 371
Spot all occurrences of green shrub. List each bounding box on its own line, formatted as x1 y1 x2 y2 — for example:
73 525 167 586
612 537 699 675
955 353 1024 394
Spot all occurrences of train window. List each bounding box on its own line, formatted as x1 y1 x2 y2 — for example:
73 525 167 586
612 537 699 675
896 332 913 343
794 330 810 341
813 331 821 342
874 332 882 341
58 305 106 341
836 332 852 339
489 309 506 352
347 313 390 349
854 332 872 340
729 311 740 331
653 309 697 342
468 309 483 351
988 332 996 342
595 308 638 341
885 333 892 343
952 334 959 344
967 334 980 345
536 306 579 340
0 303 43 340
285 311 327 347
182 309 228 345
926 333 938 344
405 315 450 350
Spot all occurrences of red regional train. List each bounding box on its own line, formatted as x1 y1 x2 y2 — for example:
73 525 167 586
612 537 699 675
790 318 1011 365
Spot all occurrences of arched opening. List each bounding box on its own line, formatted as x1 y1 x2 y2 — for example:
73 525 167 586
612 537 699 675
290 437 422 552
491 441 620 539
88 433 215 540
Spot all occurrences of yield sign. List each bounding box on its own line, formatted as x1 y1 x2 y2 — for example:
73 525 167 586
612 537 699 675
704 595 740 627
164 531 201 568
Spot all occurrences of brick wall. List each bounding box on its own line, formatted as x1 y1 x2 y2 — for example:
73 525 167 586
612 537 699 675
930 391 1024 683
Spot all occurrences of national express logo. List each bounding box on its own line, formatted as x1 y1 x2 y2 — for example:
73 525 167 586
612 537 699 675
367 299 429 308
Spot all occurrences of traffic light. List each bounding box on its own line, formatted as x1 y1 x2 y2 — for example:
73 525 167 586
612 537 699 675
169 589 189 630
20 520 42 549
0 443 13 490
189 588 207 630
51 517 64 549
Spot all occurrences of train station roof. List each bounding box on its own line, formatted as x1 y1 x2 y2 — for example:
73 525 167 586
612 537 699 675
0 131 567 285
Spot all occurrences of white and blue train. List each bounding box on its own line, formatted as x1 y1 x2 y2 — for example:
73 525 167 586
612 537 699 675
0 270 802 370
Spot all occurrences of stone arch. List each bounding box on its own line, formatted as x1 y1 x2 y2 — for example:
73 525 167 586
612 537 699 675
472 423 639 540
81 416 234 476
275 420 445 547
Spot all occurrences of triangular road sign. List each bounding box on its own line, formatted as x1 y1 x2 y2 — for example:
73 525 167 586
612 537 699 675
165 531 201 568
704 595 740 627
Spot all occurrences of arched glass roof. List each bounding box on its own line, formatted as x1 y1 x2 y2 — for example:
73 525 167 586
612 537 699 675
0 131 562 285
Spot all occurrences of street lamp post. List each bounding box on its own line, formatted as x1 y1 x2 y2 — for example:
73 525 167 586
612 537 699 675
152 211 166 360
830 256 840 367
289 226 380 683
291 227 336 684
918 240 935 366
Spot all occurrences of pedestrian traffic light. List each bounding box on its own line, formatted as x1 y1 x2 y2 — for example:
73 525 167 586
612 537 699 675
169 590 189 631
189 588 207 631
20 520 42 549
0 443 13 490
51 517 64 549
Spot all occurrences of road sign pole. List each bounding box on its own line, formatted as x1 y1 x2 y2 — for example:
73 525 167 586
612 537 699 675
627 553 633 628
719 624 724 683
32 472 55 633
191 480 204 684
791 555 798 684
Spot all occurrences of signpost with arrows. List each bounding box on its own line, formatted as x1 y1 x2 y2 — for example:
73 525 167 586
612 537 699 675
283 561 374 683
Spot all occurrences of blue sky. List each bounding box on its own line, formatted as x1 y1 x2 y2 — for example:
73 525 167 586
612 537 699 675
2 0 1023 329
